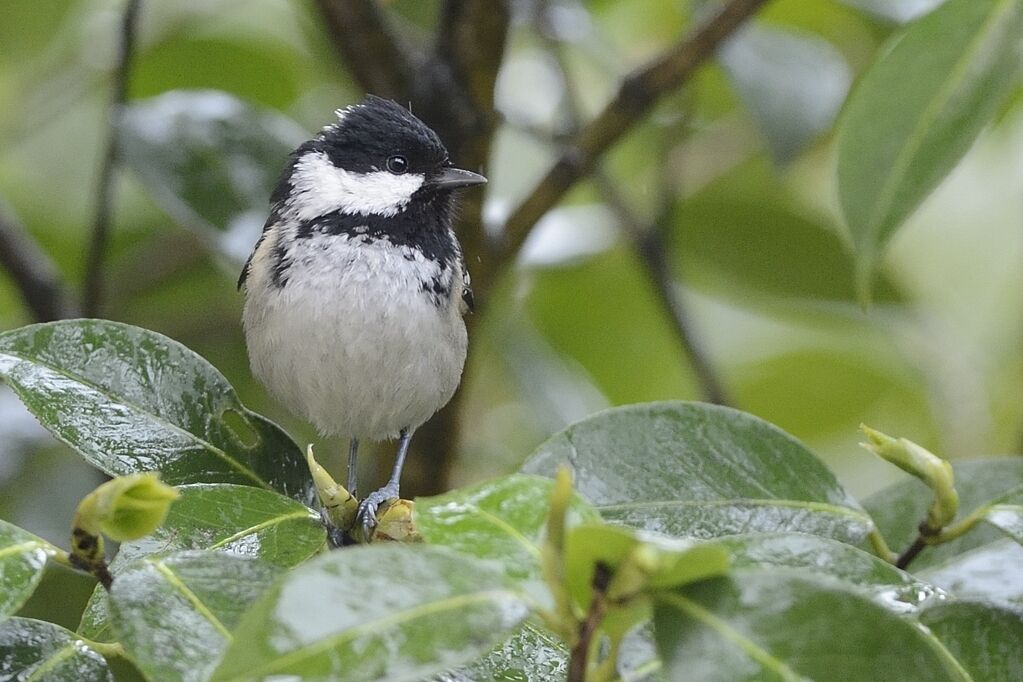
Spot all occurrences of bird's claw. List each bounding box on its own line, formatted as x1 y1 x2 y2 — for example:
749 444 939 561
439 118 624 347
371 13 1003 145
356 485 400 537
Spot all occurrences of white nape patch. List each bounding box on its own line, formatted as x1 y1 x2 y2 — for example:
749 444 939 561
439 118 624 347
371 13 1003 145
287 151 424 220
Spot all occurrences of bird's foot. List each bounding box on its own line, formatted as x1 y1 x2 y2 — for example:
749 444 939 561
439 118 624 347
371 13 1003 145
356 483 400 537
320 508 348 549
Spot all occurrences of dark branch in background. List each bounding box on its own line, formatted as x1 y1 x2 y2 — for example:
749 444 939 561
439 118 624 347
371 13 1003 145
315 0 511 494
313 0 420 100
82 0 142 317
895 534 928 570
501 0 771 255
536 9 731 406
0 201 80 321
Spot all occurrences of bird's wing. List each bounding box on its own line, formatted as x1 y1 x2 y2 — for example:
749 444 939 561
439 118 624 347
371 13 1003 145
237 204 284 290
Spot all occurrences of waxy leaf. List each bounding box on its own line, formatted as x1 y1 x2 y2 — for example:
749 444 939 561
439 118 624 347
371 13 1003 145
983 504 1023 544
720 25 851 161
0 320 313 502
864 458 1023 571
0 617 112 681
919 538 1023 608
436 623 569 682
120 90 304 264
921 600 1023 681
654 571 969 682
836 0 1023 299
416 473 600 604
79 483 324 642
0 520 55 617
212 545 530 682
109 551 281 682
712 532 941 613
523 402 872 543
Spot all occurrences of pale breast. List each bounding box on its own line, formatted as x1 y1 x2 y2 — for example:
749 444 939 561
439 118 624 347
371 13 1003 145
242 231 468 440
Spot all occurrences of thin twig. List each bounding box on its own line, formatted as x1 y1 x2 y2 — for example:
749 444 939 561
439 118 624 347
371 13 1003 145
312 0 421 100
895 535 927 570
501 0 770 255
0 201 79 321
82 0 142 317
568 562 612 682
539 11 730 405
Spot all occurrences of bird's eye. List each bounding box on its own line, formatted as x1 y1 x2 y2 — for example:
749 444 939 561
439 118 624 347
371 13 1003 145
386 155 409 174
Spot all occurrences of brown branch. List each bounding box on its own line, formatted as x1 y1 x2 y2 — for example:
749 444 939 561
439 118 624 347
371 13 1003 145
82 0 142 317
568 562 612 682
313 0 421 100
0 201 80 321
500 0 770 256
894 535 927 570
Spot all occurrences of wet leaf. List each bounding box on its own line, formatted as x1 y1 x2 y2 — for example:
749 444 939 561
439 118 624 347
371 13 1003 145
0 520 55 617
864 458 1023 571
522 402 872 543
983 504 1023 544
921 600 1023 681
211 545 530 682
836 0 942 23
79 483 324 642
836 0 1023 299
918 538 1023 608
109 551 281 682
434 623 568 682
416 473 600 605
711 532 941 613
0 617 112 681
719 25 851 161
120 90 304 264
654 571 969 682
0 320 313 503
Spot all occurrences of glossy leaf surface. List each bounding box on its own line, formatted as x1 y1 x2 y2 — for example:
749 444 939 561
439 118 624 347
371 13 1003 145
836 0 1023 297
712 532 941 613
523 402 872 543
212 545 530 681
0 617 111 681
654 571 968 682
864 458 1023 571
0 320 313 502
416 473 600 605
921 600 1023 682
0 520 55 617
109 551 281 682
79 483 324 641
919 538 1023 607
435 623 569 682
120 90 303 264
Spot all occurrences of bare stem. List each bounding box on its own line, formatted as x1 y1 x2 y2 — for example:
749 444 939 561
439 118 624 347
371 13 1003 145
501 0 770 255
895 535 928 570
0 200 79 321
567 562 612 682
82 0 142 317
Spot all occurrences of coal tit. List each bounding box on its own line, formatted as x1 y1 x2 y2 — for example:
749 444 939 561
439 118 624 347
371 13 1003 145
238 96 485 533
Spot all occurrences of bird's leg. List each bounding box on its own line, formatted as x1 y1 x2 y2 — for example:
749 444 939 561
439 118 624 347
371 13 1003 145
346 437 359 497
356 428 411 533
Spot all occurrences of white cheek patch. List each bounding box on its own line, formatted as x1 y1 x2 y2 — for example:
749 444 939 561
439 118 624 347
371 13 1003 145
287 151 424 219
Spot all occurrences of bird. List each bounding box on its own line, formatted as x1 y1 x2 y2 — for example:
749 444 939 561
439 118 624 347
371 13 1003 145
238 95 485 536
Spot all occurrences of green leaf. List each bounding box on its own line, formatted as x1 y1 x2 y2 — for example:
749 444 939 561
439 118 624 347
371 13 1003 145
416 474 600 606
119 90 304 264
836 0 1023 300
921 600 1023 682
435 622 568 682
109 551 282 682
984 504 1023 543
0 617 112 681
864 458 1023 571
712 532 940 612
79 483 324 642
0 520 55 617
211 545 530 682
719 25 851 161
0 320 313 502
654 571 970 682
918 538 1023 608
522 402 872 543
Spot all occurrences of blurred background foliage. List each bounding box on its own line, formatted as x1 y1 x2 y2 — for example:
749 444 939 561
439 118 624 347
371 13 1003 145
1 0 1021 560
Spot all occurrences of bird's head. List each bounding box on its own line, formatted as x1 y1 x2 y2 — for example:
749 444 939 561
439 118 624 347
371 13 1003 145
277 95 486 222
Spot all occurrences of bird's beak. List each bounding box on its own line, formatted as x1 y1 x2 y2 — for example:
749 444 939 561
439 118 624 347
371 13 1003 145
427 166 487 190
